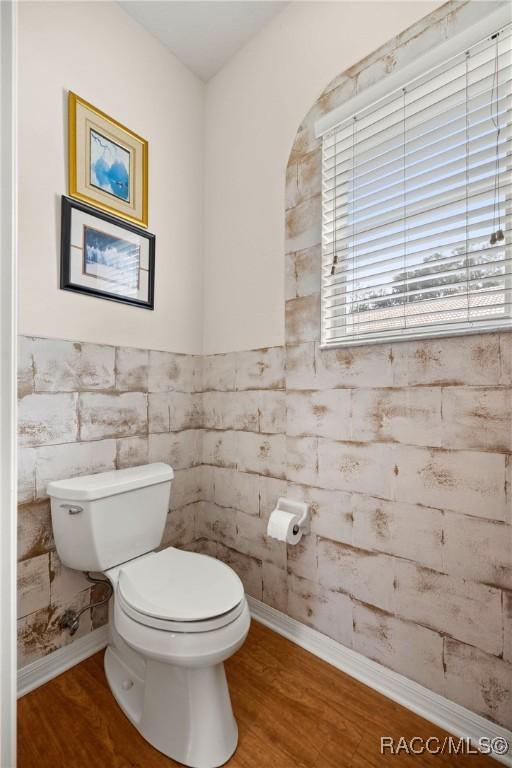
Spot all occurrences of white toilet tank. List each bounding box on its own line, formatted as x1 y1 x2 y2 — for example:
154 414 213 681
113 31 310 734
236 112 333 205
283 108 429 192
48 463 173 571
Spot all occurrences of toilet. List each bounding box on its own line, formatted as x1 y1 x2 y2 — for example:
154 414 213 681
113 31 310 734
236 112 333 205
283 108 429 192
47 463 250 768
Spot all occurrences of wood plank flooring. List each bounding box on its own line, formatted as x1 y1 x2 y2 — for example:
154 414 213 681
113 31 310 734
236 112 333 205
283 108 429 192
18 621 498 767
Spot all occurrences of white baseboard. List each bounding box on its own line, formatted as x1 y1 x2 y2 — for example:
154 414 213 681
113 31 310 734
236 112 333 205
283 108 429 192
16 601 511 766
248 596 512 767
17 625 108 698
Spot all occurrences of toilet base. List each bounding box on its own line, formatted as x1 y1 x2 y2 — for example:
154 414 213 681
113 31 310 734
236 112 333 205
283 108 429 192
105 643 238 768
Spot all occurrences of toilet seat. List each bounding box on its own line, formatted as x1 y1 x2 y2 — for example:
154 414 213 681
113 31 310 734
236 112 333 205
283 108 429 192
116 547 245 633
117 590 245 633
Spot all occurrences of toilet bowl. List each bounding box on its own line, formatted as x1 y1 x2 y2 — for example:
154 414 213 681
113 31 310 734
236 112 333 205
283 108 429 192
48 463 250 768
105 547 250 767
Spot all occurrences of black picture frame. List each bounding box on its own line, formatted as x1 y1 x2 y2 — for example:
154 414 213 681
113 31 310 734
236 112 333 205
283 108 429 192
60 195 155 310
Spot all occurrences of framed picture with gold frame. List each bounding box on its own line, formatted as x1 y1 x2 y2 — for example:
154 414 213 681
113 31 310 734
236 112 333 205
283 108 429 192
68 92 148 227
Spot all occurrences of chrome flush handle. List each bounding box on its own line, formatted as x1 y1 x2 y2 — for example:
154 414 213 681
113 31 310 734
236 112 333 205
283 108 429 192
60 503 84 515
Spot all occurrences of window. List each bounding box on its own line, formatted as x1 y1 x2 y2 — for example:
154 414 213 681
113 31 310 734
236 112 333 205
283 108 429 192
320 23 511 347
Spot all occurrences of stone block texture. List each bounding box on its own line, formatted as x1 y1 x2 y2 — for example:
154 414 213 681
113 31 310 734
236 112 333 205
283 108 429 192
276 0 511 730
17 336 202 667
16 0 512 732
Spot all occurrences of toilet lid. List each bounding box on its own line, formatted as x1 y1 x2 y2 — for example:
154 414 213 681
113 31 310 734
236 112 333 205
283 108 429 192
118 547 245 622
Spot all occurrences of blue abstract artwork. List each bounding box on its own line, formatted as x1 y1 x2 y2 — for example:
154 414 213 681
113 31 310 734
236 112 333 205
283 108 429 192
83 226 140 291
90 129 130 202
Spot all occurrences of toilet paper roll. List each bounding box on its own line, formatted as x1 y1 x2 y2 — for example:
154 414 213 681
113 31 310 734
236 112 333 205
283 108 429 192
267 508 303 545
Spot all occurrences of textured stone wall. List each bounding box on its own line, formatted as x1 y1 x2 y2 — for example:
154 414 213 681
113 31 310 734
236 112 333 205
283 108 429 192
200 336 512 729
17 336 202 667
17 330 512 726
202 0 512 730
16 0 511 732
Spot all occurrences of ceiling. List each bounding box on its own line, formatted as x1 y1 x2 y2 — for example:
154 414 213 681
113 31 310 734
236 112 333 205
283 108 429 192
119 1 288 82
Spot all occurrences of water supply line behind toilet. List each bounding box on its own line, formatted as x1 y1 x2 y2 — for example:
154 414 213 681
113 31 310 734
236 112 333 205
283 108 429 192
59 572 113 635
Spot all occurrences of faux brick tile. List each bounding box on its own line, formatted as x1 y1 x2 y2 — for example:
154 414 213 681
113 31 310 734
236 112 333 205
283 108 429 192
285 343 316 390
115 347 148 391
286 436 318 486
262 561 288 613
297 150 321 204
202 430 237 469
285 162 299 210
442 513 512 589
444 638 512 728
168 392 202 431
212 467 260 516
49 550 90 604
234 509 280 565
286 533 318 581
258 391 286 434
395 445 508 520
315 343 394 389
285 194 321 252
148 350 195 393
196 502 237 549
441 387 512 452
170 467 205 510
35 440 116 499
202 391 259 432
393 560 502 656
18 554 50 618
116 436 149 469
202 354 236 392
32 338 115 392
258 475 288 519
148 430 202 471
148 350 179 393
18 393 78 447
79 392 147 440
236 432 286 479
351 388 442 447
287 573 353 647
216 543 263 600
393 335 501 387
503 591 512 664
287 389 351 440
149 391 202 433
148 393 171 433
235 347 284 391
318 439 397 498
285 295 321 345
353 602 445 692
287 483 353 546
161 505 197 548
17 589 93 668
286 245 322 302
317 537 396 613
18 336 34 398
17 500 53 562
18 447 36 503
499 333 512 385
352 496 444 571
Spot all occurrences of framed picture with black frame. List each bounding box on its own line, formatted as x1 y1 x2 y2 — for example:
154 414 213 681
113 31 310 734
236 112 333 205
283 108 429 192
60 196 155 310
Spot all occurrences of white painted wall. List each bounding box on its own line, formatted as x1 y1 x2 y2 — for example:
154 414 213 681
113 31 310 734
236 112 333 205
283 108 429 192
203 0 442 354
18 1 204 354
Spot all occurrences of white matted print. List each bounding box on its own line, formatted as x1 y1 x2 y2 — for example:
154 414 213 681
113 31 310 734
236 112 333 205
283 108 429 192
61 196 155 309
69 92 148 227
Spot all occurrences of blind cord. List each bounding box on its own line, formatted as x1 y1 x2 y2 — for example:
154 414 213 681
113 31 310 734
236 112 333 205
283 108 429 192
465 51 470 320
490 32 503 244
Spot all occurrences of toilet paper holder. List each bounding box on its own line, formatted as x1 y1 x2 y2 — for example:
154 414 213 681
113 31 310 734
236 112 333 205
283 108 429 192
274 497 310 535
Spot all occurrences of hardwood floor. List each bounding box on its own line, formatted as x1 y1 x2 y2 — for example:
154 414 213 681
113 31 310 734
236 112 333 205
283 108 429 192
18 621 498 767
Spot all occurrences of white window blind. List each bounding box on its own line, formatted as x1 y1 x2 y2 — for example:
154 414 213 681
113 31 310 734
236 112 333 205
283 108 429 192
321 24 512 347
